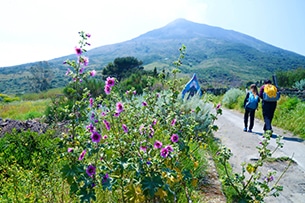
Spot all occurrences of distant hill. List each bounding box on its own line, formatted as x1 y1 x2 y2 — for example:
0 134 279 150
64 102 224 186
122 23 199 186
1 18 305 94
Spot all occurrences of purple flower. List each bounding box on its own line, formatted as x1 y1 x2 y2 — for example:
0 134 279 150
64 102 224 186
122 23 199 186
171 118 177 126
133 90 136 95
103 135 108 139
102 173 109 184
67 148 74 153
216 103 221 110
90 70 96 77
154 140 162 149
140 146 147 152
101 112 107 117
86 165 96 177
86 33 91 38
79 56 89 66
104 85 111 95
75 47 82 55
139 124 144 135
142 101 147 106
160 148 169 158
103 120 111 131
113 112 120 117
91 131 101 143
79 150 86 160
90 112 95 119
146 161 152 165
171 134 179 143
122 124 128 133
166 145 174 152
86 123 95 132
116 102 124 113
79 67 85 74
152 119 157 125
86 42 91 46
149 126 154 137
89 98 94 107
106 77 115 87
65 68 71 75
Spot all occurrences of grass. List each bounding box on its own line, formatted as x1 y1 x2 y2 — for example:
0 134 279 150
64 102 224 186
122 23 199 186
0 99 51 120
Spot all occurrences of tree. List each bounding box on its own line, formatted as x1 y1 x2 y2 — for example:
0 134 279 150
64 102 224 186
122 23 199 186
28 61 54 92
102 56 143 81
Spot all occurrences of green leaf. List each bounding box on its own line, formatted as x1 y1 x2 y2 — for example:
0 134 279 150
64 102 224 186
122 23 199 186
141 174 163 197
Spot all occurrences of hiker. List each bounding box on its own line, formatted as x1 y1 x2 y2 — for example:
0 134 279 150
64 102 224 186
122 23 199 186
259 79 279 132
243 84 260 132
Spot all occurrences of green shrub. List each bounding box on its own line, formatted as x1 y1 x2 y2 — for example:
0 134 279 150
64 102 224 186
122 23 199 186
0 94 20 103
293 79 305 91
222 88 245 109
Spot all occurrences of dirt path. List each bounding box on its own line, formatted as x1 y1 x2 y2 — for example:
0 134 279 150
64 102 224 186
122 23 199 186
214 108 305 203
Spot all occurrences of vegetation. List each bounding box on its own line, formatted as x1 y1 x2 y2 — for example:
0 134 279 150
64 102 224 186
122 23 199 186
276 67 305 88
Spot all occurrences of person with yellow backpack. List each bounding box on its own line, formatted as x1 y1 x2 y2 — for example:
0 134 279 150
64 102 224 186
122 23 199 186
259 79 280 132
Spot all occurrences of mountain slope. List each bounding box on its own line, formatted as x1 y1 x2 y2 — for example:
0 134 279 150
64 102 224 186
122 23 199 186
1 18 305 94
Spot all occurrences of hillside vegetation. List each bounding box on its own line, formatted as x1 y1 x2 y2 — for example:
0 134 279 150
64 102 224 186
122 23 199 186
1 19 305 95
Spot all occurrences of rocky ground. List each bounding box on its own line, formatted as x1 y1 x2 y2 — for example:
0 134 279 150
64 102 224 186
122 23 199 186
0 118 48 137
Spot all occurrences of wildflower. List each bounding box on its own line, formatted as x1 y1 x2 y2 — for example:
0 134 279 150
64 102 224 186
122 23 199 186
122 124 128 133
216 103 221 110
171 118 177 126
149 126 154 137
152 119 157 125
116 102 124 113
104 85 111 95
154 140 162 149
146 161 152 165
114 112 120 117
79 150 86 160
265 175 274 182
166 145 174 152
63 61 67 64
171 134 179 143
86 42 91 46
65 68 71 75
142 101 147 106
102 173 109 184
133 90 136 95
67 148 74 153
91 131 101 143
160 148 169 158
79 67 85 74
90 112 95 119
103 120 111 131
75 47 82 55
101 111 107 116
89 98 94 107
140 146 147 152
86 33 91 38
103 135 108 139
86 165 96 177
90 70 96 77
139 124 145 135
79 56 89 66
86 123 95 132
106 77 115 87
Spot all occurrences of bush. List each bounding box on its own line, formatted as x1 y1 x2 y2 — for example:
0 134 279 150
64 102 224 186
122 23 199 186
293 79 305 91
222 88 245 109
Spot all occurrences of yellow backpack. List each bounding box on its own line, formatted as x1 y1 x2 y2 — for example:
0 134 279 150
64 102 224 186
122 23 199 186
263 84 280 101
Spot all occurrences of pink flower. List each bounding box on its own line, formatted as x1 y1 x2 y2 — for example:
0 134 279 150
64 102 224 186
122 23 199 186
216 103 221 110
171 134 179 143
103 120 111 131
75 47 82 55
142 101 147 106
116 102 124 113
171 118 177 126
86 165 96 177
160 148 169 158
140 146 147 152
79 56 89 66
103 135 108 139
106 77 115 87
90 70 96 77
154 140 162 149
104 85 111 95
122 124 128 133
79 150 86 160
166 145 174 152
67 148 74 153
65 68 71 75
91 131 101 143
79 67 85 74
152 119 157 125
89 98 94 107
133 90 136 95
86 33 91 38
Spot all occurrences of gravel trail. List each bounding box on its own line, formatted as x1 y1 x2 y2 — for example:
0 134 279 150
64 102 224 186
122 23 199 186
214 108 305 203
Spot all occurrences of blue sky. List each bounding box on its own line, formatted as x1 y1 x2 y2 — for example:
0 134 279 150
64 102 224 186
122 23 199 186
0 0 304 67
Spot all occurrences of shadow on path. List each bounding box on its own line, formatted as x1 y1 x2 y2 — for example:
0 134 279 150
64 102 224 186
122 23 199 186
252 131 304 143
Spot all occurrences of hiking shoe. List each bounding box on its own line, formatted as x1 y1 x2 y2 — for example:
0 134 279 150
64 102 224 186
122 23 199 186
248 129 252 133
243 128 247 132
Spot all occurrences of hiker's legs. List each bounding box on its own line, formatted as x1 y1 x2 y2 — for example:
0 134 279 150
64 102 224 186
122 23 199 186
262 102 277 131
244 110 249 128
249 110 255 130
